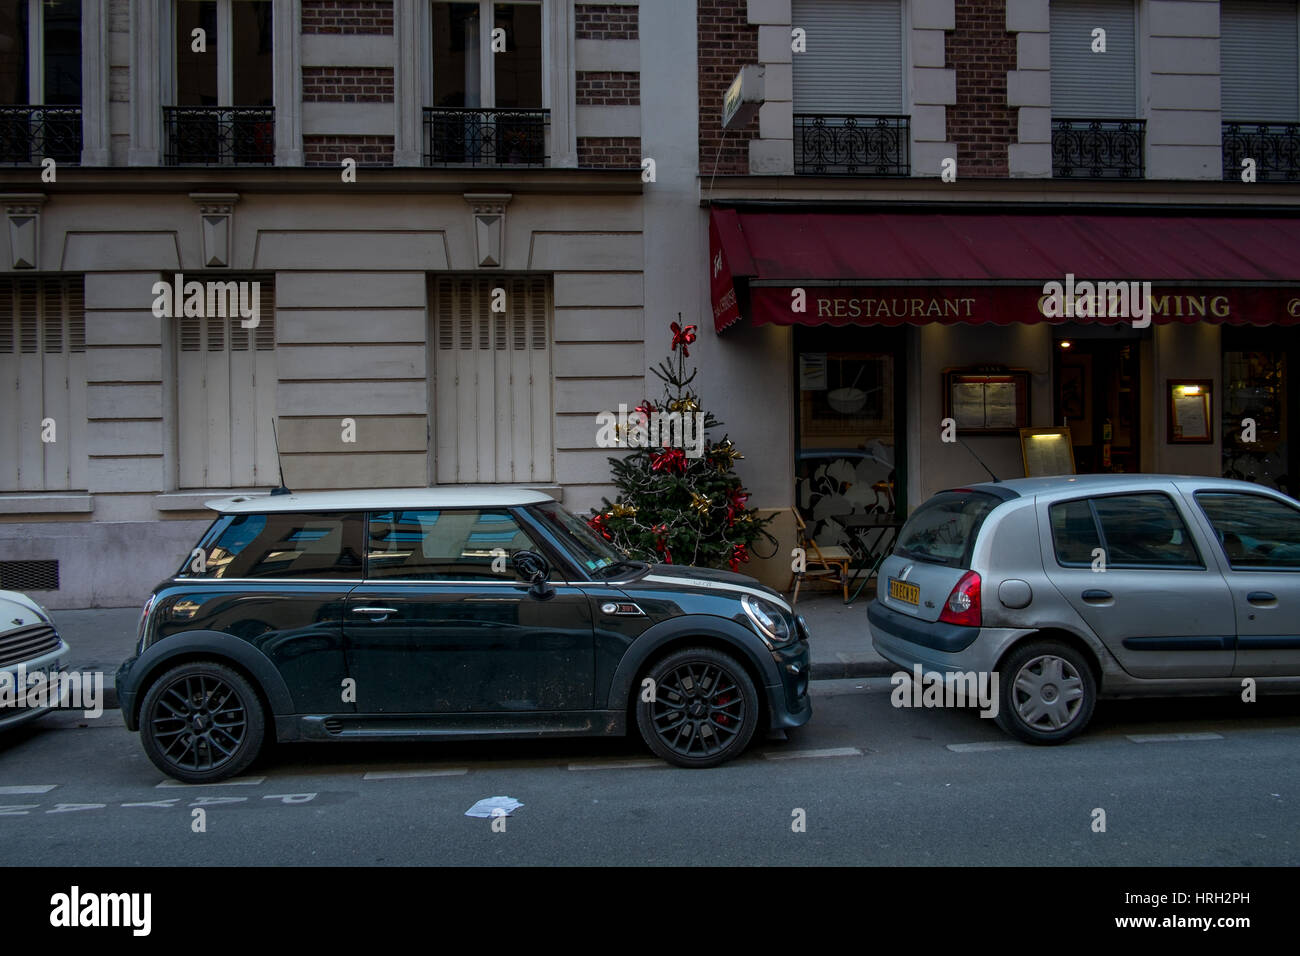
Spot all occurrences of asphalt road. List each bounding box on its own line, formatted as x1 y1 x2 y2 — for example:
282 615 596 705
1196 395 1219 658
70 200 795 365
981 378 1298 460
2 681 1297 866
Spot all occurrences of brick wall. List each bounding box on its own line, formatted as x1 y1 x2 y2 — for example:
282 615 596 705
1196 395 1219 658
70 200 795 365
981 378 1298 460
577 136 642 168
301 0 394 35
575 3 639 40
946 0 1017 177
302 67 395 103
575 71 641 107
304 135 395 166
698 0 758 175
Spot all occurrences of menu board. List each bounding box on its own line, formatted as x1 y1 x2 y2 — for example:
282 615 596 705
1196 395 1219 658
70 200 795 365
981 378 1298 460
1020 427 1077 477
945 369 1031 433
1168 381 1212 443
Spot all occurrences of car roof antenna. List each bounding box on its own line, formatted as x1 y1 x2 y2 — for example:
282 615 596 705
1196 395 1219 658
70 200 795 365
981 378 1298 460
270 418 292 496
957 437 1000 483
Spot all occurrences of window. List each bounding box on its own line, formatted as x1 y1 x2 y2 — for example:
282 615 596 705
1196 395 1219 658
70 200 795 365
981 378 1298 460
366 508 541 580
530 500 625 574
175 276 277 489
1051 494 1201 568
1196 492 1300 570
183 512 365 579
166 0 274 164
791 0 907 175
1050 0 1143 178
0 277 86 492
0 0 81 164
894 491 1002 569
1220 1 1300 180
431 275 552 483
1222 349 1288 491
426 0 546 166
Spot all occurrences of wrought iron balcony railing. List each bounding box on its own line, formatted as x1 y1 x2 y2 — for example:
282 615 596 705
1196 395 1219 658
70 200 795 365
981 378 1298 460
423 108 549 167
1222 122 1300 182
0 106 81 165
1052 118 1145 179
794 114 910 176
163 106 275 166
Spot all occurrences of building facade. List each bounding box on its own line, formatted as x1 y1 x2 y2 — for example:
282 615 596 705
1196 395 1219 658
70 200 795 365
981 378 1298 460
1 0 1297 607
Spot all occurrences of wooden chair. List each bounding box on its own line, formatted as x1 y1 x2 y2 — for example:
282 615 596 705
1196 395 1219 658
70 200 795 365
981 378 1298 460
788 506 854 604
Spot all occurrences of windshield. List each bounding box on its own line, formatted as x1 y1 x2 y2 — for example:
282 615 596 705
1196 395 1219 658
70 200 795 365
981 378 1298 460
530 501 629 575
894 490 1002 569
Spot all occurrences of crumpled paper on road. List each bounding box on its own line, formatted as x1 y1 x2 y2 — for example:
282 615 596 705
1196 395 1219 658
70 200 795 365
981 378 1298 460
465 796 524 818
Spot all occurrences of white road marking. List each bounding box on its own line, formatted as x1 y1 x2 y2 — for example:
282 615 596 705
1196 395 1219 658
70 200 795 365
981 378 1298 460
156 776 266 788
0 785 57 795
568 758 664 771
761 746 863 760
1126 732 1224 743
363 769 468 780
946 742 1020 752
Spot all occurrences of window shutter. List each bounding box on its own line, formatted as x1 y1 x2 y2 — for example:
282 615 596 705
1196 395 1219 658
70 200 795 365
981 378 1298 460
1050 0 1138 118
792 0 903 115
1221 1 1299 122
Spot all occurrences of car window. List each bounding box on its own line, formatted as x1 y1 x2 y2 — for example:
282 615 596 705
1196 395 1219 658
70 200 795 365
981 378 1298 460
1195 492 1300 570
366 509 542 580
1092 494 1201 568
894 490 1002 569
1049 498 1101 565
183 512 365 579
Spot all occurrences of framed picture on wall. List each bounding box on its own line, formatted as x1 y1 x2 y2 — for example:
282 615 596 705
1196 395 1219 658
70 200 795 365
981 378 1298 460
943 368 1031 434
1168 380 1213 443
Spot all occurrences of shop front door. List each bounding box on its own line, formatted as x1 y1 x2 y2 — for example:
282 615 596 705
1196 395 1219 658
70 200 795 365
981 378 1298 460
1054 338 1141 474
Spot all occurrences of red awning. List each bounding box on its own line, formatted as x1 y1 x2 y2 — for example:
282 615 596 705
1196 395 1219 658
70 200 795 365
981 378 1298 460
708 208 1300 331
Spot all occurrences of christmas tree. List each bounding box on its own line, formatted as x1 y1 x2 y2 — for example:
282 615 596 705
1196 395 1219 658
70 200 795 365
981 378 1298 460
590 319 772 571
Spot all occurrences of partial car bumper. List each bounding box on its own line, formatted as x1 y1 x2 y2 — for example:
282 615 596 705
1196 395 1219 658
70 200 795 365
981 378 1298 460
115 655 141 731
869 599 1022 676
0 640 70 731
766 633 812 730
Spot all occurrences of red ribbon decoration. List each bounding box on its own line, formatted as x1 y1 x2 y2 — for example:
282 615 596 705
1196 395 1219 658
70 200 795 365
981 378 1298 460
670 321 697 357
728 544 750 572
651 447 687 473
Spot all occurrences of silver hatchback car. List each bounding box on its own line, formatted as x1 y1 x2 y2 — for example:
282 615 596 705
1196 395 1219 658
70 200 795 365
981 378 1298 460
870 475 1300 743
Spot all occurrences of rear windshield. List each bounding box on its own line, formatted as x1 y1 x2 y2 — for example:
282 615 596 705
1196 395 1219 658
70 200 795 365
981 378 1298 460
894 490 1002 569
180 512 365 579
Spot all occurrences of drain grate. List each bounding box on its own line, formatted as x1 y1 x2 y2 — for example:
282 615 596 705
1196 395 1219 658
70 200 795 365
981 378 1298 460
0 560 60 591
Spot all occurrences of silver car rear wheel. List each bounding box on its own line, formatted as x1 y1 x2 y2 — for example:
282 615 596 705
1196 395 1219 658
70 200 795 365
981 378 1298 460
995 640 1097 744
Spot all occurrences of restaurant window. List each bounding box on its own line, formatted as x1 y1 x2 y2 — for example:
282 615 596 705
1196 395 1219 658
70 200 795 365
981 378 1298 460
790 0 907 175
1049 0 1143 178
1220 1 1300 180
1222 344 1290 495
426 1 546 166
794 327 904 549
0 0 82 164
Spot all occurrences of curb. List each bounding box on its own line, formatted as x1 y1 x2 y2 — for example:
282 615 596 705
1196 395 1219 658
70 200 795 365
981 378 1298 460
810 661 896 680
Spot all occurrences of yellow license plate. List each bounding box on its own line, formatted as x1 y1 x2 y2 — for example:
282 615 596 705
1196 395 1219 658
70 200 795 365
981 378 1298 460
889 578 920 605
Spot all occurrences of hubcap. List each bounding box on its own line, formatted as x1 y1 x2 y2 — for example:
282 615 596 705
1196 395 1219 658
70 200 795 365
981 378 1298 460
148 674 248 773
650 661 745 757
1012 655 1085 731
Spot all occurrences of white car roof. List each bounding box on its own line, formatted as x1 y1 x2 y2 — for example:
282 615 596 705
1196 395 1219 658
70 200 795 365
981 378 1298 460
964 474 1294 502
205 487 558 514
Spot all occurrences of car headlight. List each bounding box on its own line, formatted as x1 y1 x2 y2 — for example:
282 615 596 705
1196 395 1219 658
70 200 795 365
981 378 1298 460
741 594 793 648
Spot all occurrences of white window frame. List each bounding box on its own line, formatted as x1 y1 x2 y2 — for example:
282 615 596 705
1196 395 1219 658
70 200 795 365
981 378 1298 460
422 0 549 113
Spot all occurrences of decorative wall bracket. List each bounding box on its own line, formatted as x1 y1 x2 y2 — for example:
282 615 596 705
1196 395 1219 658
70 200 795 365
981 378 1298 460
2 193 46 270
464 193 512 268
189 192 240 268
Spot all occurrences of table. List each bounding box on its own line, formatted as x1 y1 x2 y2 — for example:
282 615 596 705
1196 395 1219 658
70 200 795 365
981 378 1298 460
837 512 904 604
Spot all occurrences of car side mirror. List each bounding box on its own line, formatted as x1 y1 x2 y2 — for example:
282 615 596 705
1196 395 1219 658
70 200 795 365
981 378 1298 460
512 550 554 600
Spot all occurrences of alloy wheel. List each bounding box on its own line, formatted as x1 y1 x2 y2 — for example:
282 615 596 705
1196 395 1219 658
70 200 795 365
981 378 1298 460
649 660 746 758
147 673 249 774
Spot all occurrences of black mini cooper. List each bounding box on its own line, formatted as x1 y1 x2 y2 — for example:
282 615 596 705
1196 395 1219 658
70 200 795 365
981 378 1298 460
116 489 813 782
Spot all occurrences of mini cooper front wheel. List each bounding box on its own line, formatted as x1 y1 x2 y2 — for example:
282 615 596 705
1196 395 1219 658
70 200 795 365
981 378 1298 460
636 647 759 768
139 661 266 783
995 640 1096 744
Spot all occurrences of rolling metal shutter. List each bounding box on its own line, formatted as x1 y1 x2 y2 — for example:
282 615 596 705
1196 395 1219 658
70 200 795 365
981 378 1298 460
792 0 904 114
1221 1 1299 122
1050 0 1138 117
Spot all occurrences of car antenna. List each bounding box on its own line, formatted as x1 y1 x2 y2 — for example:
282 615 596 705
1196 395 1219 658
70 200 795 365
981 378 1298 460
957 437 1000 483
270 419 292 496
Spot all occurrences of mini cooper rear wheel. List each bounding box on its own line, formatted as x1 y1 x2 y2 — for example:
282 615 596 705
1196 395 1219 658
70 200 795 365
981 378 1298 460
139 661 266 783
995 640 1096 744
636 647 759 768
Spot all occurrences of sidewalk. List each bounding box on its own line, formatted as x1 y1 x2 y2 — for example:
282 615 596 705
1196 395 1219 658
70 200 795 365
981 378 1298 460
49 587 890 711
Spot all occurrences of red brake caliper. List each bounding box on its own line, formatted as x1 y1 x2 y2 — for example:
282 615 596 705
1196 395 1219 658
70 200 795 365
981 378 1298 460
714 694 731 725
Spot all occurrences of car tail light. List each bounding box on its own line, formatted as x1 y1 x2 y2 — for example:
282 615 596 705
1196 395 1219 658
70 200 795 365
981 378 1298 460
938 571 981 627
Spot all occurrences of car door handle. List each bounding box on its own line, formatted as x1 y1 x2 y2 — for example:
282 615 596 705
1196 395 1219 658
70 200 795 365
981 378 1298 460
1081 589 1113 603
1246 591 1277 606
352 607 399 619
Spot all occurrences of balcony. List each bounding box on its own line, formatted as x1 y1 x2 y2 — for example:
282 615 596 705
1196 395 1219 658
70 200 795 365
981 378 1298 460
163 107 275 166
1052 118 1145 179
1222 122 1300 182
422 108 549 167
794 114 910 176
0 106 82 165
